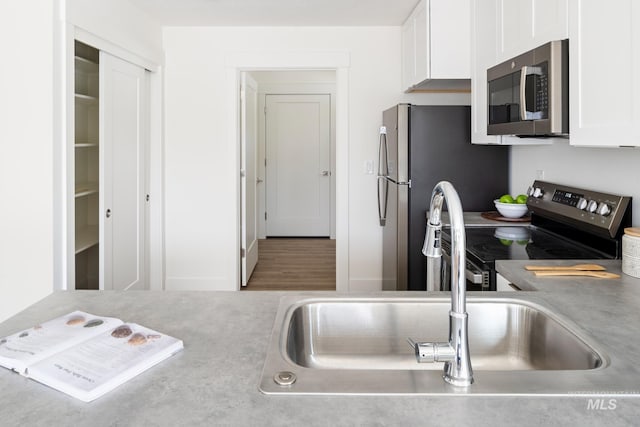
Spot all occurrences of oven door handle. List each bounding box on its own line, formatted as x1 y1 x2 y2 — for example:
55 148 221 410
468 270 484 285
441 251 484 285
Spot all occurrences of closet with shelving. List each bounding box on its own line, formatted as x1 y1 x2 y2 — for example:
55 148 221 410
74 41 99 290
70 40 148 291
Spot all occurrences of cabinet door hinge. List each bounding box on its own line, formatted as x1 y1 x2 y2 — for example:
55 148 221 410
265 212 267 221
241 248 246 258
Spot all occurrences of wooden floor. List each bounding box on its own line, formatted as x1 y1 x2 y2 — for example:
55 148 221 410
243 238 336 291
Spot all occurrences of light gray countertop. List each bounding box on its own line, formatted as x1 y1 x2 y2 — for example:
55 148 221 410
2 266 640 426
429 211 531 227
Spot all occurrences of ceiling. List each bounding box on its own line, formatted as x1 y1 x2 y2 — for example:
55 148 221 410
128 0 420 26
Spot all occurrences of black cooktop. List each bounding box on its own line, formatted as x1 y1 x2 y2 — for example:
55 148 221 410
443 225 613 267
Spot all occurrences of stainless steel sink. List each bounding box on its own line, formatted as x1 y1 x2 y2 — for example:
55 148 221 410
260 296 611 395
286 299 601 371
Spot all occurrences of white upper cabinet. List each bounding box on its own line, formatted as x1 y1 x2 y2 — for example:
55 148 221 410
531 0 570 47
402 0 471 91
497 0 568 62
401 13 416 92
569 0 640 147
470 0 500 144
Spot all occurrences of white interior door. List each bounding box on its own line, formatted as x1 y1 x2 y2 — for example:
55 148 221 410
265 94 331 236
100 52 147 291
240 73 259 286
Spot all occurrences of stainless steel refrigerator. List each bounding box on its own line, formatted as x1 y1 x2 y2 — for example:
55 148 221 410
377 104 509 291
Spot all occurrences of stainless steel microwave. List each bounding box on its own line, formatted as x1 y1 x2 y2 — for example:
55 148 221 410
487 39 568 136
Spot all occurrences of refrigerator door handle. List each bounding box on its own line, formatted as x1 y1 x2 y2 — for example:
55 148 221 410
377 126 389 226
378 127 388 177
385 177 411 187
377 176 388 226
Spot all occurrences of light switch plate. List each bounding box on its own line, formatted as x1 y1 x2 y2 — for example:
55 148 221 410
365 160 374 175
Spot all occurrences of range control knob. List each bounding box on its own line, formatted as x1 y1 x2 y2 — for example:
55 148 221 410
586 200 598 213
532 187 544 198
596 202 612 216
527 186 535 196
576 197 588 210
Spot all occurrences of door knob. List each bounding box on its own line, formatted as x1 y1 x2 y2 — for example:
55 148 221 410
106 209 112 218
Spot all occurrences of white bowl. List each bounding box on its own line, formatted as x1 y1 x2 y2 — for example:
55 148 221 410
494 200 529 218
494 226 530 241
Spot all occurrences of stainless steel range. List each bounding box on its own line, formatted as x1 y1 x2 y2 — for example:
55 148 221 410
440 181 632 291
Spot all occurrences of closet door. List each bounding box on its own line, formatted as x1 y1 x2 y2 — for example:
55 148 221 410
99 52 147 290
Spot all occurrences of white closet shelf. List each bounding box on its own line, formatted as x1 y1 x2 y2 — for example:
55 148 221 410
75 182 98 198
75 56 98 74
74 42 101 290
75 93 98 105
75 142 99 148
75 225 98 254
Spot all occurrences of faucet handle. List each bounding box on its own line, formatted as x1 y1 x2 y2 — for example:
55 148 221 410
406 338 425 360
408 338 456 363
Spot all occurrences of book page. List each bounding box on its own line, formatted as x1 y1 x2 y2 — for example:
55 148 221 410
0 311 123 374
28 323 183 402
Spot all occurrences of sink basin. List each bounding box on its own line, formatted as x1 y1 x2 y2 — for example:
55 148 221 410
286 299 601 371
260 296 610 395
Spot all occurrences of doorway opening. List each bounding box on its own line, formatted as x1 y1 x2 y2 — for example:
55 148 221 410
240 70 337 290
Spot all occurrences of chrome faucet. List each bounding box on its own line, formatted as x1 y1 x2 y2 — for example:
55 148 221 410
412 181 473 387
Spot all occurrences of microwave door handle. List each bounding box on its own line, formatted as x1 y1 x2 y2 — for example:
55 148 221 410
519 66 528 121
520 66 544 120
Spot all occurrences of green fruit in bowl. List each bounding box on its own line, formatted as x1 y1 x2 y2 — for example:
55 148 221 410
499 194 515 204
515 194 528 204
516 239 529 245
499 239 513 246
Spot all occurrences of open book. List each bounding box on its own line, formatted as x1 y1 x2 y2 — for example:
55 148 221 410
0 311 183 402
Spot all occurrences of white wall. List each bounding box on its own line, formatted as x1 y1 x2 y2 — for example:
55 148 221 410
250 70 336 85
0 1 57 322
66 0 163 65
163 26 469 291
511 143 640 226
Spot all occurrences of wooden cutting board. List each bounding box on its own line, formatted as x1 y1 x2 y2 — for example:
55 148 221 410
533 270 620 279
481 211 531 222
625 227 640 237
525 264 606 271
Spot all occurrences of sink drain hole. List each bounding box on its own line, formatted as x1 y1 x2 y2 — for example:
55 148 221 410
274 371 297 386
